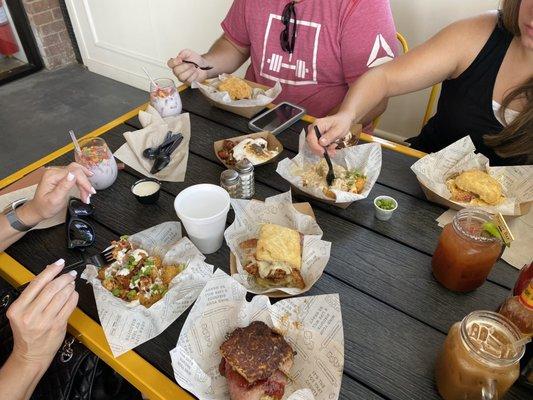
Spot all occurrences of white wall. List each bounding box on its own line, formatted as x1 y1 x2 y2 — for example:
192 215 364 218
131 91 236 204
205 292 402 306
67 0 499 139
378 0 499 141
66 0 238 91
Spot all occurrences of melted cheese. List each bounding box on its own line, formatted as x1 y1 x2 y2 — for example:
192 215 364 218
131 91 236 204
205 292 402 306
130 249 148 263
116 268 130 276
257 260 292 279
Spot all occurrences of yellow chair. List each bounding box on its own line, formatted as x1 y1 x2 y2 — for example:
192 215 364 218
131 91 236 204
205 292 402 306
421 84 441 130
372 32 409 129
373 32 441 133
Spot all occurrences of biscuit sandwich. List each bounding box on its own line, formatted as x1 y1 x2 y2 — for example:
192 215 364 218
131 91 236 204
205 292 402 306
239 223 305 289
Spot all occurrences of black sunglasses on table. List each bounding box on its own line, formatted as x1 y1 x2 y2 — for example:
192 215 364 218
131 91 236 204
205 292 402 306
66 197 95 250
280 1 297 54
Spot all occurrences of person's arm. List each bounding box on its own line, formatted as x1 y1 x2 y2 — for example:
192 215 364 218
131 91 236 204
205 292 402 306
167 34 250 84
0 163 94 252
307 13 496 154
0 259 79 400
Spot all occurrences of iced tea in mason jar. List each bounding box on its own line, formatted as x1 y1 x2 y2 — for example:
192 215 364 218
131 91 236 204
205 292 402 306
435 311 525 400
432 209 503 292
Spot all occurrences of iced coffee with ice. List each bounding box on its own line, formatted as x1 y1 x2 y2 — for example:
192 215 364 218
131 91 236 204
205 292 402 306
435 311 524 400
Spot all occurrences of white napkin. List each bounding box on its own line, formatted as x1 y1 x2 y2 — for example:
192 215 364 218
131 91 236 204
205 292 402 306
114 105 190 182
436 209 533 269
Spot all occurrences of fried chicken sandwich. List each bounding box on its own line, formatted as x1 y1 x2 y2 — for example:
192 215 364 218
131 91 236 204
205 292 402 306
446 170 504 205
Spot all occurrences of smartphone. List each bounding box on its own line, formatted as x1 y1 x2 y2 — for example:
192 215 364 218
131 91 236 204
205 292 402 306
248 102 306 135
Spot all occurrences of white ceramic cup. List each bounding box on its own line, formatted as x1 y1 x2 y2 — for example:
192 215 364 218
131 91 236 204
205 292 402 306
374 195 398 221
174 184 231 254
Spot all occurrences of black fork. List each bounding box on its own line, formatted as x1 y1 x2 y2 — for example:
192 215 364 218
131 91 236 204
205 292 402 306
314 126 335 186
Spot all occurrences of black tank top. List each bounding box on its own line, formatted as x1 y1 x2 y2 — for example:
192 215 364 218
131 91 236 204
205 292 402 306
410 17 518 166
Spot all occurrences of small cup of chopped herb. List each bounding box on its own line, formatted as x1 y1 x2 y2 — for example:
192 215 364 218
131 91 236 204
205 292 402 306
374 195 398 221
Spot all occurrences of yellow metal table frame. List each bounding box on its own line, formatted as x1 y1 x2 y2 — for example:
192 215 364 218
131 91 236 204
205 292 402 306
0 85 426 400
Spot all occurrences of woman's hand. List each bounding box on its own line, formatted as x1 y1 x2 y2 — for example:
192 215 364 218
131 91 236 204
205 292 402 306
17 163 95 226
306 112 354 156
167 49 210 84
6 259 79 367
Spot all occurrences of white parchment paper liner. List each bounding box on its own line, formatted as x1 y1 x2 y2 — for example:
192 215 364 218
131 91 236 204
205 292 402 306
81 222 214 357
411 136 533 215
276 130 382 204
170 269 343 400
192 74 282 107
224 191 331 295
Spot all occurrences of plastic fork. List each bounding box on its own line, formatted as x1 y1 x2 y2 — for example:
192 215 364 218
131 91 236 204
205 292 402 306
314 126 335 186
182 60 213 71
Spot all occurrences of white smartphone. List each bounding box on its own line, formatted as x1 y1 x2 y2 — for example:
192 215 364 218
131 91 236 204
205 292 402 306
248 102 306 135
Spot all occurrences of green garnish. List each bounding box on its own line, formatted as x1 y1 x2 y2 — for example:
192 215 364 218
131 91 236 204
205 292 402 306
483 222 502 239
120 235 129 241
112 288 121 297
376 198 396 210
126 290 137 300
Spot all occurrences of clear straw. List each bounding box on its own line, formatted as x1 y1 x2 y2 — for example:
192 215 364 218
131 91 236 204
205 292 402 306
512 335 532 350
69 130 81 154
142 66 158 89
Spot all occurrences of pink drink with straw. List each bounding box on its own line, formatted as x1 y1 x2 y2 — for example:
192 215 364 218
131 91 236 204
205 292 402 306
150 78 182 117
75 137 117 190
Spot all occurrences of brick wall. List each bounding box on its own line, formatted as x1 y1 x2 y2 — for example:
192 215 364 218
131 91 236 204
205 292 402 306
22 0 76 69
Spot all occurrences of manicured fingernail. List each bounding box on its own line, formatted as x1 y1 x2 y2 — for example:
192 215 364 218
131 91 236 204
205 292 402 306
67 172 75 181
86 194 91 204
319 138 327 145
68 270 77 277
54 258 65 266
90 187 96 194
87 170 94 176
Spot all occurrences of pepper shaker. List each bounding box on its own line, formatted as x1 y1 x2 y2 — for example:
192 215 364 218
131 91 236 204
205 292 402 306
235 158 255 199
220 169 240 198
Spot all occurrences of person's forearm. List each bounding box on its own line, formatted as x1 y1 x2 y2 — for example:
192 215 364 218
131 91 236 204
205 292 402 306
338 68 390 124
202 35 249 78
0 352 49 400
0 201 42 252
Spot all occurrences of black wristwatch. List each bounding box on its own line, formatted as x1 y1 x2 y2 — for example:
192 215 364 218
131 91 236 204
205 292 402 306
2 198 36 232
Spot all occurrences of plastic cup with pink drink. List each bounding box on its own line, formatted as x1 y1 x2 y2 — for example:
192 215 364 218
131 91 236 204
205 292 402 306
74 137 118 190
150 78 182 117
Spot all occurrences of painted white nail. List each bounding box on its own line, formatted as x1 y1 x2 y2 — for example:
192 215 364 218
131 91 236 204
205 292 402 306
68 270 77 277
86 194 91 204
67 172 75 181
54 258 65 266
90 187 96 194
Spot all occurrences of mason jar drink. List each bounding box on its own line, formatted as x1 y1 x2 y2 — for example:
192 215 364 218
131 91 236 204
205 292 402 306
149 78 182 117
435 311 525 400
432 209 503 292
74 137 117 190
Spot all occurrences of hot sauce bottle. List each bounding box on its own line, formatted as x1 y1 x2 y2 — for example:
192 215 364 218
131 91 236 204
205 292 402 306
499 264 533 388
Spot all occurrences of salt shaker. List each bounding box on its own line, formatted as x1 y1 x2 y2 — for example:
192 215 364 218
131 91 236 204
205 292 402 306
235 158 255 199
220 169 239 198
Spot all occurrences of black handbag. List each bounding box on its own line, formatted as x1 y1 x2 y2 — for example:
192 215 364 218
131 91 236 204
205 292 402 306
0 285 142 400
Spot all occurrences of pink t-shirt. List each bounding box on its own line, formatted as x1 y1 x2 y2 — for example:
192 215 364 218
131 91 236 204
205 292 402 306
221 0 397 117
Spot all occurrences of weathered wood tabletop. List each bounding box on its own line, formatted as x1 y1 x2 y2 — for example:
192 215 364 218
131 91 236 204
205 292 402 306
4 88 529 399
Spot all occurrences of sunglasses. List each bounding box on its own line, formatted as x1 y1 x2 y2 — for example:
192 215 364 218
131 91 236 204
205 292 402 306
280 1 297 54
66 197 95 249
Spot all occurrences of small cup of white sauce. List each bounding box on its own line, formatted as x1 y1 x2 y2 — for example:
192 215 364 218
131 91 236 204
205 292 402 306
131 178 161 204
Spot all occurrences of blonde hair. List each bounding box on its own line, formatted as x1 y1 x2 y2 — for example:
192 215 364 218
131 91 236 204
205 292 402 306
483 0 532 162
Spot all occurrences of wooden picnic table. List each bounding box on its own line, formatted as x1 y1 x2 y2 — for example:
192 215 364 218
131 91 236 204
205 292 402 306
0 87 529 400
